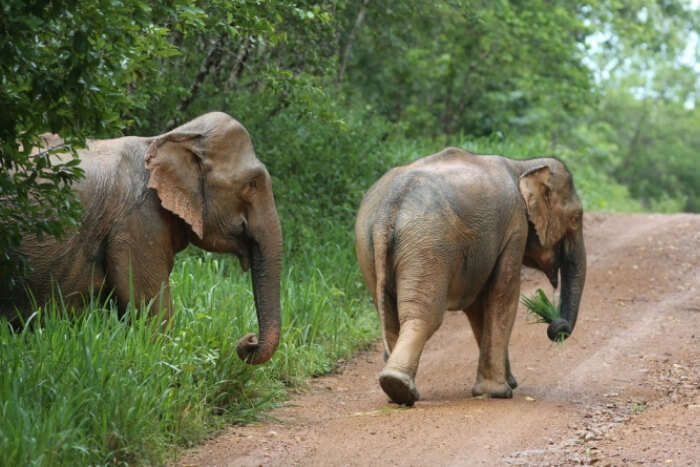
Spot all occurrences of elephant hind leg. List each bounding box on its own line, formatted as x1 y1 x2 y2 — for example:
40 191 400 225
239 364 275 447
377 243 449 405
464 298 484 343
380 293 446 405
379 367 419 406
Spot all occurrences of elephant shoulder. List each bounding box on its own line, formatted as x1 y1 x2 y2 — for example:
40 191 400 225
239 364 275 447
71 138 152 213
75 138 148 183
80 137 147 166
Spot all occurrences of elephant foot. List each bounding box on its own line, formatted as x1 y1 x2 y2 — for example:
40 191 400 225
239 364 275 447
379 368 420 407
472 379 513 399
507 373 518 390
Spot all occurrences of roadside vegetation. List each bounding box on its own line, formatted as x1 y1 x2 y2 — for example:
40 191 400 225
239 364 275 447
1 1 698 465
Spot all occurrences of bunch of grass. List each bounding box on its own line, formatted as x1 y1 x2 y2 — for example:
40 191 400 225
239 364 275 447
520 288 569 343
521 288 560 323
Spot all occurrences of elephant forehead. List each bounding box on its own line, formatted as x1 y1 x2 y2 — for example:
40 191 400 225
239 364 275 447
206 158 267 188
546 160 575 189
186 112 245 133
202 141 258 171
207 130 254 159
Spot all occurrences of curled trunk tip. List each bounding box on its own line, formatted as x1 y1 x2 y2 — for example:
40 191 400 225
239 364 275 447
547 318 571 342
236 330 280 364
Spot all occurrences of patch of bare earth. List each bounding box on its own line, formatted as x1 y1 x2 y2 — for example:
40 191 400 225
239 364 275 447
176 213 700 466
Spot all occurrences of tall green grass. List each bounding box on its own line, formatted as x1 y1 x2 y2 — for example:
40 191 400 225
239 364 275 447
0 236 377 466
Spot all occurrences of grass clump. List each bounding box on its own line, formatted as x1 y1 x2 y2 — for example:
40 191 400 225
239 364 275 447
0 243 378 466
521 288 560 324
520 288 569 343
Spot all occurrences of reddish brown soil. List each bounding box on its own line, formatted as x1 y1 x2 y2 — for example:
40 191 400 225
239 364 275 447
176 213 700 466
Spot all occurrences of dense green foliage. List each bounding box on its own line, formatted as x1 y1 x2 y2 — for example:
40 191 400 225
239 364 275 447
1 0 699 465
3 0 698 264
0 0 190 278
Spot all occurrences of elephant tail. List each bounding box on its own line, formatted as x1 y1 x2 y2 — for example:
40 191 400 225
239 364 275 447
372 224 389 306
372 223 398 353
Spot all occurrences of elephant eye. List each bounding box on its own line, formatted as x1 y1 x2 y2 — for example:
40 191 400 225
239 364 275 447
242 169 265 198
241 177 260 201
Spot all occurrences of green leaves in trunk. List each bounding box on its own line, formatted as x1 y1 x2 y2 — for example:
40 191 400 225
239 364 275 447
521 288 560 324
520 288 569 343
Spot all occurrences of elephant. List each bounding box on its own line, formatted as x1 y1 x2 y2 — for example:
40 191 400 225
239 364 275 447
0 112 283 365
355 147 586 405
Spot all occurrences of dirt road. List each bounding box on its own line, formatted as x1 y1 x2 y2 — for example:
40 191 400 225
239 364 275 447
178 213 700 466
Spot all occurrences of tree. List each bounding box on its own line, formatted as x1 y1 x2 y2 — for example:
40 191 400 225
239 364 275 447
0 0 185 282
575 0 700 211
337 0 597 137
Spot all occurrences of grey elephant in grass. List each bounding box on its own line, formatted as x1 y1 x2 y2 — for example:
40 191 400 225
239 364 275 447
355 147 586 405
1 112 282 365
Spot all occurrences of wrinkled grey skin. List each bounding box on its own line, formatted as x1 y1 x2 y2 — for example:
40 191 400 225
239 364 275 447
1 112 282 364
355 147 586 405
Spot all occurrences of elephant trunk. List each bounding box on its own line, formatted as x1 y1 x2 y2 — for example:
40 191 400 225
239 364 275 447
547 228 586 341
235 201 283 364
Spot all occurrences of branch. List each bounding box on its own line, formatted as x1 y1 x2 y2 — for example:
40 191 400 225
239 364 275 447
337 0 369 84
227 37 250 88
168 34 229 129
618 106 649 175
442 51 490 134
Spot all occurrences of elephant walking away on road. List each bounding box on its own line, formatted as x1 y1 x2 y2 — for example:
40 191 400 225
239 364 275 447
355 147 586 405
1 112 283 365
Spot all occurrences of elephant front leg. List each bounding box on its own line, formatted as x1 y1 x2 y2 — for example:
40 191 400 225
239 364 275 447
472 241 523 399
465 300 518 390
105 238 174 325
505 350 517 389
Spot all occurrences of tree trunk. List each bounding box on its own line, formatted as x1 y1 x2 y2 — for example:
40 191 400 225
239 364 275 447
167 34 229 129
337 0 370 84
227 38 250 88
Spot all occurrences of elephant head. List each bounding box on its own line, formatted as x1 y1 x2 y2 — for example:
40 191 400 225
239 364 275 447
519 159 587 342
144 112 282 364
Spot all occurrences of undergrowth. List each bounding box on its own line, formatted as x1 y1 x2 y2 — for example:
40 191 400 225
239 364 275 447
0 243 377 466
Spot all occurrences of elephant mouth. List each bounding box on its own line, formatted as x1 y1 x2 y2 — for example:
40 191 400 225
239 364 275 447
238 250 251 272
524 253 559 289
230 233 254 272
545 268 558 289
542 242 563 289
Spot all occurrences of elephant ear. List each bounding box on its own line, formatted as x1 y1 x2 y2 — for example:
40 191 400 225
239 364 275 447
519 164 566 247
145 131 206 239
